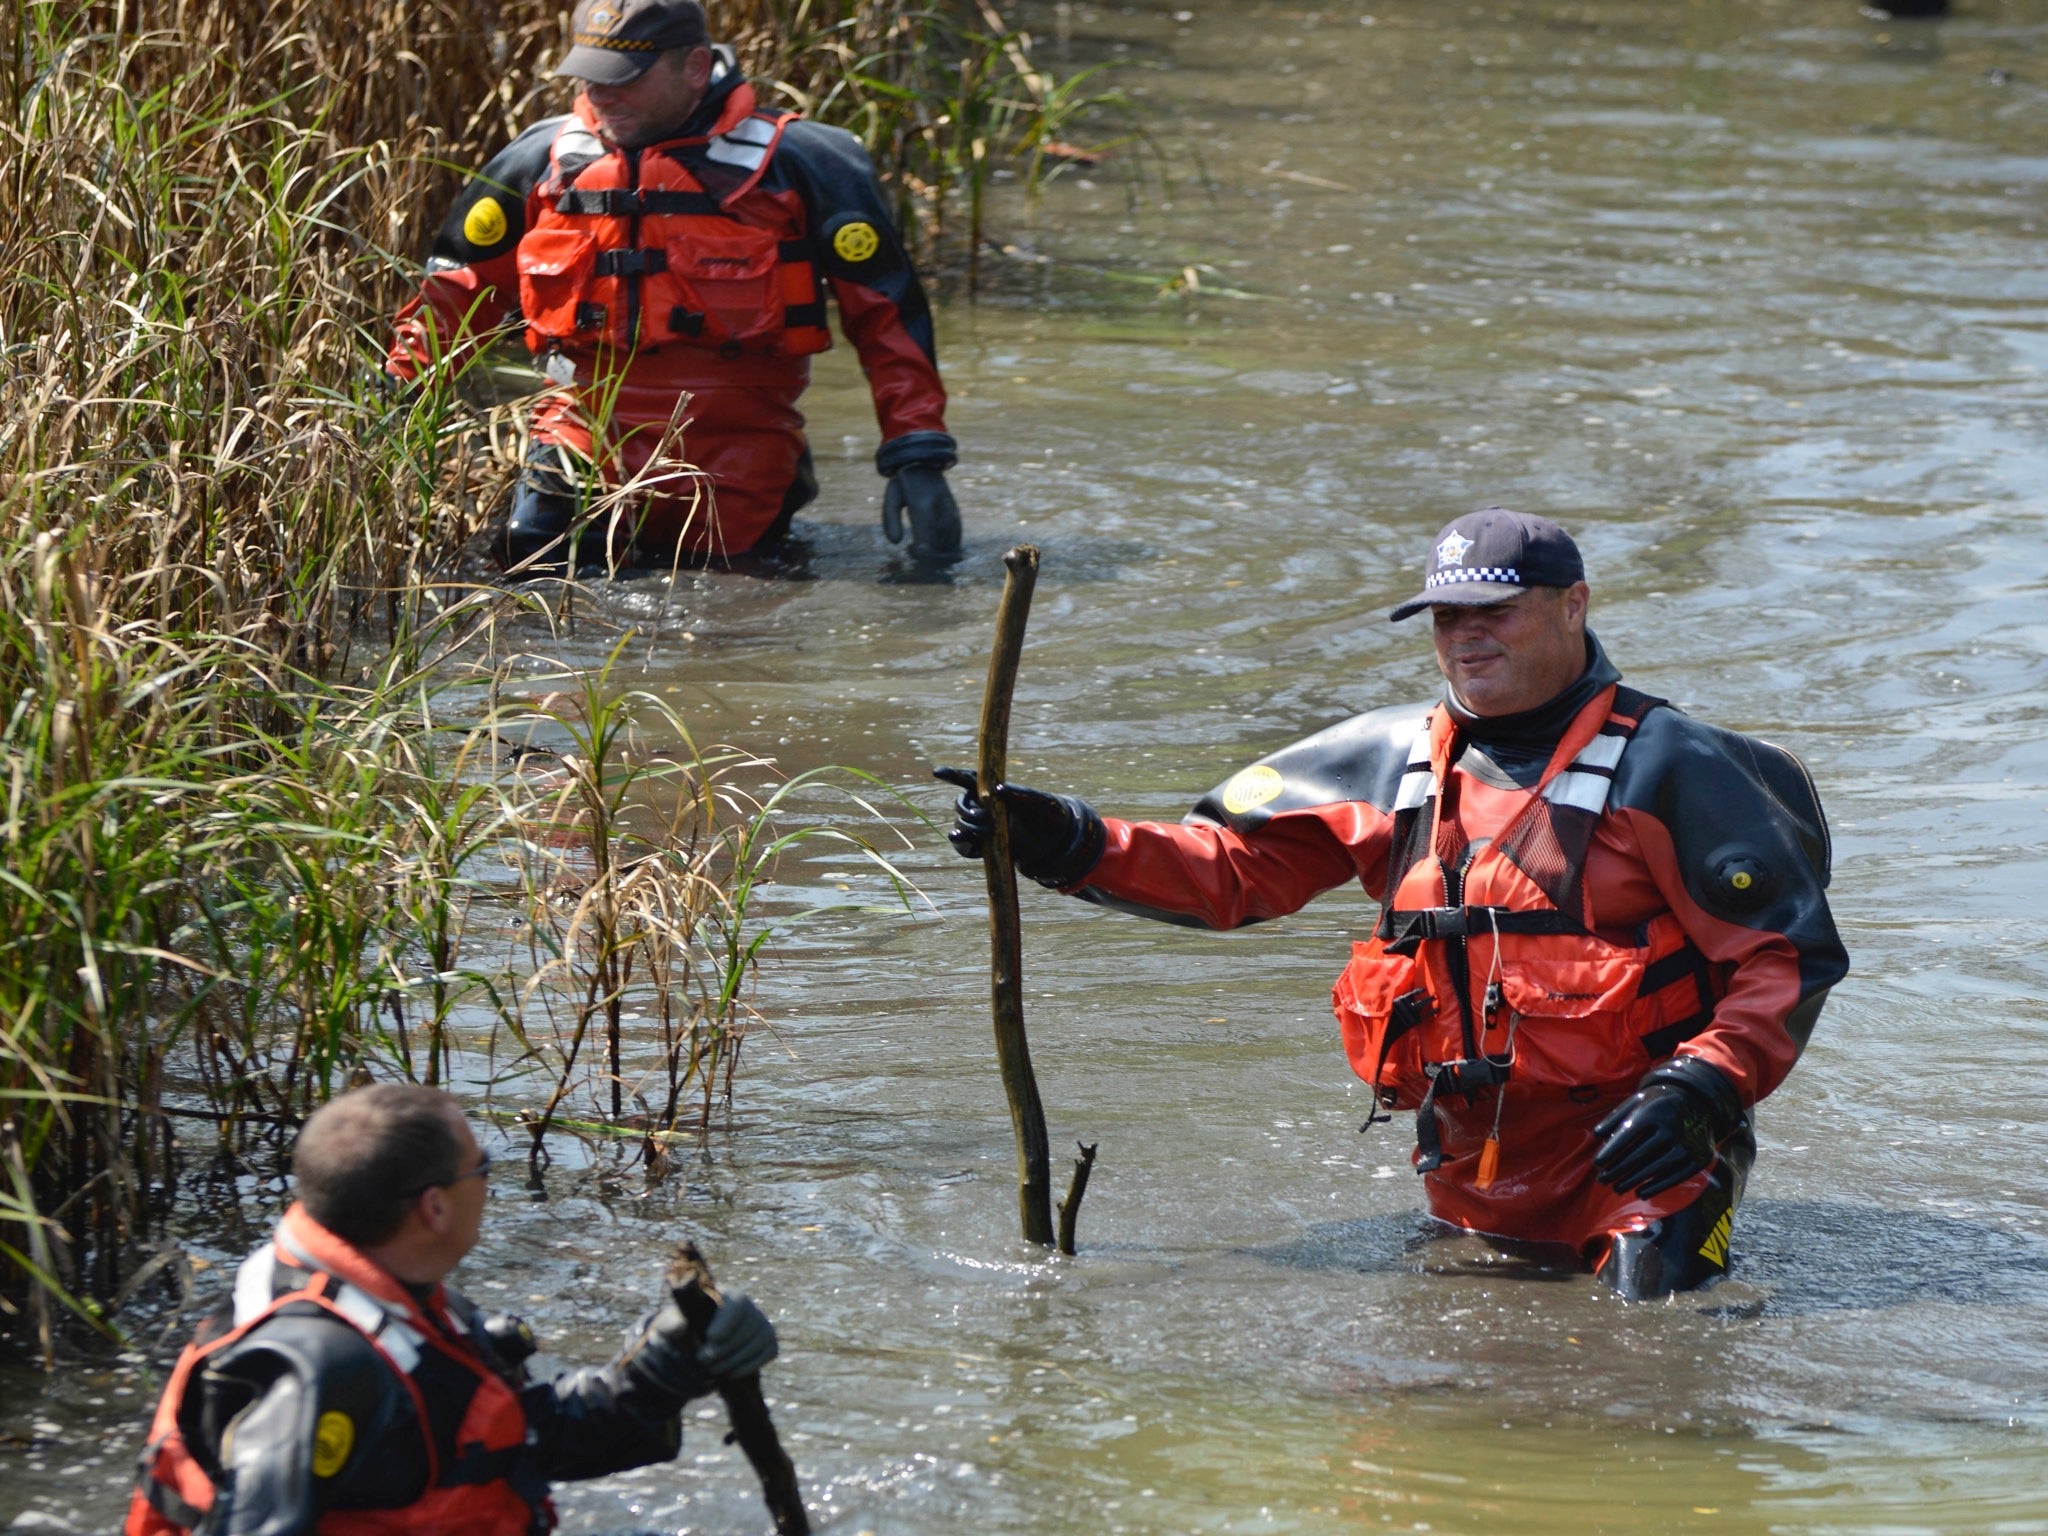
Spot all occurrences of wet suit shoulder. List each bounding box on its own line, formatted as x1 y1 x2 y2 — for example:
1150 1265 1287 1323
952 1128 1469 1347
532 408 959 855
429 117 562 274
1602 703 1849 1103
176 1298 433 1526
769 120 937 360
764 116 951 447
1073 702 1430 930
175 1285 682 1530
386 117 565 377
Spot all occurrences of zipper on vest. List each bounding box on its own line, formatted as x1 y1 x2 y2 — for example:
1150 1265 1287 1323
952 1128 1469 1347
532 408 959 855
624 148 643 348
1441 848 1481 1061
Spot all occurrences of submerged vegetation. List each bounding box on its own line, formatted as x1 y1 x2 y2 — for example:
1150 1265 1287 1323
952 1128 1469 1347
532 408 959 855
0 0 1112 1353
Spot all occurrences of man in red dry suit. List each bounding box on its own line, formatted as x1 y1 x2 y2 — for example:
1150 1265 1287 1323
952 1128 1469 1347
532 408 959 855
128 1084 780 1533
387 0 960 571
940 509 1848 1298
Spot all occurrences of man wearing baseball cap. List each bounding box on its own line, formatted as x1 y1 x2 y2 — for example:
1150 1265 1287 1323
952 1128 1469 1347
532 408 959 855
388 0 962 571
938 509 1847 1297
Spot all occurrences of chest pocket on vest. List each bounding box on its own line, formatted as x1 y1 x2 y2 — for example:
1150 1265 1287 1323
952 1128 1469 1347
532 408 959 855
1496 946 1652 1093
1333 943 1434 1111
518 228 598 338
661 222 783 346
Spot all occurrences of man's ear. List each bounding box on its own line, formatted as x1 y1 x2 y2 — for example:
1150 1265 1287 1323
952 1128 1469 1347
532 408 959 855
414 1185 453 1235
683 45 714 92
1563 580 1590 631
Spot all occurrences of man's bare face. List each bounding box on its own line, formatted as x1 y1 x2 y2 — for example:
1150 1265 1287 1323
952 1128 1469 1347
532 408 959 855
440 1109 489 1261
583 47 711 148
1430 582 1591 717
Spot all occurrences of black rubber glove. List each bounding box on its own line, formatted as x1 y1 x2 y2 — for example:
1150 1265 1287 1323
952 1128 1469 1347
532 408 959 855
882 464 963 562
617 1292 778 1408
932 766 1107 888
1592 1056 1744 1199
365 364 415 407
481 1311 539 1370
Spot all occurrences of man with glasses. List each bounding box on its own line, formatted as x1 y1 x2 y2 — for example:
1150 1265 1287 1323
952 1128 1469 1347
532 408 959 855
128 1083 779 1533
941 509 1847 1298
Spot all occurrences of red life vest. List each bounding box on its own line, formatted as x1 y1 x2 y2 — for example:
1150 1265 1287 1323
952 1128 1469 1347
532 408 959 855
126 1205 546 1536
1332 686 1724 1162
515 91 831 359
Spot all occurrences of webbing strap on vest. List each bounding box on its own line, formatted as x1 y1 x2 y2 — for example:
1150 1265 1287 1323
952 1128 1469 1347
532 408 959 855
1376 904 1583 951
241 1241 428 1373
1360 988 1434 1132
1636 938 1717 1057
439 1439 551 1513
139 1466 208 1526
1414 1054 1511 1173
556 188 725 217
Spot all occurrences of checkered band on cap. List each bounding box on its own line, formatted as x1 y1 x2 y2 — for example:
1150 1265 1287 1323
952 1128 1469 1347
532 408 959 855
1426 566 1519 588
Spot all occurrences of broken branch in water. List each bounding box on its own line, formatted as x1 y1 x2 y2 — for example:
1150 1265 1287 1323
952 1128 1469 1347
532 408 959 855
1057 1141 1098 1256
667 1241 810 1536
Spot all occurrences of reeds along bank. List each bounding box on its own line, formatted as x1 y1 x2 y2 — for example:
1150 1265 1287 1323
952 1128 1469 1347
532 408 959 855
3 0 1006 1351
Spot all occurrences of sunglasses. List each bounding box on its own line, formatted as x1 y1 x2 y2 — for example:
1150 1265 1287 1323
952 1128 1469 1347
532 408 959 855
405 1148 491 1201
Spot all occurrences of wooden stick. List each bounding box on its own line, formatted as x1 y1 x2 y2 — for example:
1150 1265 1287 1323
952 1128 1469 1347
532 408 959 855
666 1242 809 1536
1056 1141 1098 1257
978 545 1054 1247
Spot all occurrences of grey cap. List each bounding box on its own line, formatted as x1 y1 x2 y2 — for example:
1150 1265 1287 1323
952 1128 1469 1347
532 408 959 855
555 0 708 84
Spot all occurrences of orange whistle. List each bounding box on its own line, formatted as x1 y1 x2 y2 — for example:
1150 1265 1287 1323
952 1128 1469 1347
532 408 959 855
1475 1136 1500 1190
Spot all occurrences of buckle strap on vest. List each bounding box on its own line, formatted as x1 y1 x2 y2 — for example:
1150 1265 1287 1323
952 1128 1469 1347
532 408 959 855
1414 1055 1511 1173
1376 904 1584 951
556 188 724 217
594 247 667 277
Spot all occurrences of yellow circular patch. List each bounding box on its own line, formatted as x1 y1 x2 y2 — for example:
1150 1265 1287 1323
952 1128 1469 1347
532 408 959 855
1221 764 1285 816
463 195 508 249
312 1410 354 1478
832 219 882 264
1730 871 1753 890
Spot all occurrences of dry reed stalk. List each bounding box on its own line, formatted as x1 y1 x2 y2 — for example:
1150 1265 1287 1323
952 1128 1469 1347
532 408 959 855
0 0 1031 1346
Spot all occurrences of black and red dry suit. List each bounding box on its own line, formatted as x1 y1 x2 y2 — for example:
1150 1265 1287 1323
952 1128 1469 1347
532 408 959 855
387 51 952 558
128 1204 683 1535
1065 638 1847 1272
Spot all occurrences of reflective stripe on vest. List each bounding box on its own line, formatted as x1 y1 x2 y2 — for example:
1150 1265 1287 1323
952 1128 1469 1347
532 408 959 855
704 111 778 171
235 1240 427 1372
1389 706 1625 819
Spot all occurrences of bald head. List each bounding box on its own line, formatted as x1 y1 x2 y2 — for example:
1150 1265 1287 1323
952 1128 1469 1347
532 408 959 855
294 1084 465 1247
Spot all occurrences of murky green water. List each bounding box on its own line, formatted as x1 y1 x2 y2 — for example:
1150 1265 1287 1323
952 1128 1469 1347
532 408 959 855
9 0 2048 1530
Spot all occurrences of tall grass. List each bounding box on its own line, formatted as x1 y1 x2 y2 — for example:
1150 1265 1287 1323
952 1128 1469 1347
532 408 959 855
0 0 1119 1355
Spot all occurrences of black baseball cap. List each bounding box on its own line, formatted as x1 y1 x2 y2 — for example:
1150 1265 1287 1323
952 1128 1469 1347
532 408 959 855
555 0 709 84
1388 507 1586 622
